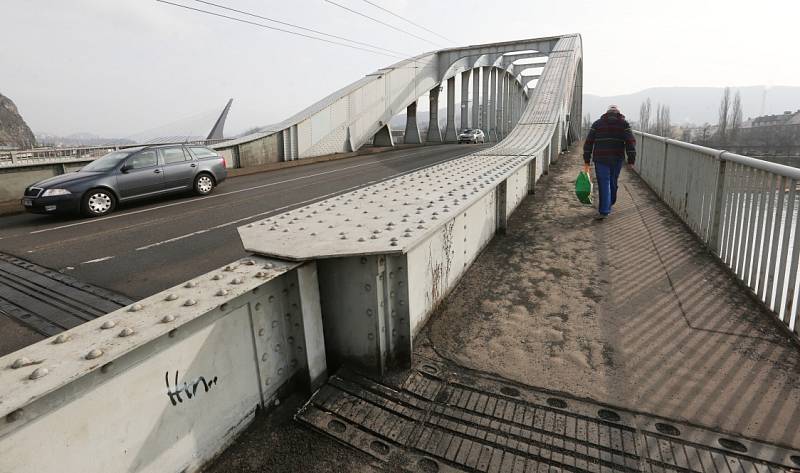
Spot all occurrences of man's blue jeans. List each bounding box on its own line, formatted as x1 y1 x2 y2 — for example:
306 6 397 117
594 159 623 215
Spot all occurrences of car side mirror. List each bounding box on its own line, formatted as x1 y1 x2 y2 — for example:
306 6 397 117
120 164 131 173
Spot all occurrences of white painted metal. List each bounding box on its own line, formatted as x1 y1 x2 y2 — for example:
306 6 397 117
634 130 800 336
0 257 327 473
239 35 582 371
472 68 480 129
215 38 556 161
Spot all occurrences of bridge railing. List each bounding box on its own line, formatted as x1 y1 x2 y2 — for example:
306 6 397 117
635 131 800 336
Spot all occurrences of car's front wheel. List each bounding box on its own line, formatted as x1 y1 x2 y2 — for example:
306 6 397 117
82 189 115 217
194 173 215 196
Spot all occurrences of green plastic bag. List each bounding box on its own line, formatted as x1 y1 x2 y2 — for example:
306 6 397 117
575 171 593 205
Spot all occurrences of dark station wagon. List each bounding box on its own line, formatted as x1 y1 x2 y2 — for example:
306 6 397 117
22 144 227 217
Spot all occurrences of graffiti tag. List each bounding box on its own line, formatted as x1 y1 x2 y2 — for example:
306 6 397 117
165 370 218 406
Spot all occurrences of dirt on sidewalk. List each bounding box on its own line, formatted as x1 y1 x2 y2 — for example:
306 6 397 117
415 145 800 449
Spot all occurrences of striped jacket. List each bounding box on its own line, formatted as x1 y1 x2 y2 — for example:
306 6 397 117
583 112 637 165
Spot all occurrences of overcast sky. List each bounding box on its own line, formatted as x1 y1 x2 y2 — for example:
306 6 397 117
2 0 798 137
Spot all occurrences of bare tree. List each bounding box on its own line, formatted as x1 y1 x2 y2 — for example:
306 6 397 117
654 104 671 137
728 90 743 143
717 87 731 145
639 98 652 133
699 123 711 145
582 114 592 134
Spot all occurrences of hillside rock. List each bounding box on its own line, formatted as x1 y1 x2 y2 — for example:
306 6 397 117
0 93 36 149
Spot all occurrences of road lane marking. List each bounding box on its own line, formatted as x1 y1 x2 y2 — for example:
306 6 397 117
133 157 456 253
81 256 114 264
28 147 449 236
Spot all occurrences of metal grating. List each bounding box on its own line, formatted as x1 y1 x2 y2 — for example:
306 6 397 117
0 253 133 336
297 359 800 472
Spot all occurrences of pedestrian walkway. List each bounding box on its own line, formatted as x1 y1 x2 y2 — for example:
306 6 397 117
209 144 800 472
416 145 800 449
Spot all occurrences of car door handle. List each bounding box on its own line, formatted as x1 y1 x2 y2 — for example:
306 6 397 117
190 163 197 167
153 169 162 174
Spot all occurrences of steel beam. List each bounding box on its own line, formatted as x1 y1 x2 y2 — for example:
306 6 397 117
373 123 394 147
426 86 443 143
444 76 458 142
472 68 480 129
460 70 470 132
403 101 422 144
488 68 498 142
481 66 490 137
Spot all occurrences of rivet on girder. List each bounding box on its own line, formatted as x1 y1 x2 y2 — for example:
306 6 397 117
183 299 197 307
231 278 244 285
274 344 281 352
165 293 179 301
101 320 117 330
216 289 229 297
264 263 274 269
11 357 32 369
29 367 49 380
85 349 104 360
129 304 144 312
6 409 23 422
162 314 176 323
119 327 135 337
184 281 198 288
224 265 236 272
212 274 223 281
54 334 71 344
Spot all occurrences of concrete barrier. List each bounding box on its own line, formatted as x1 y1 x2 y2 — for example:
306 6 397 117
0 257 326 473
0 161 89 202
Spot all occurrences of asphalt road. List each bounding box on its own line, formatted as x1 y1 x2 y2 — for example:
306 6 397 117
0 144 486 301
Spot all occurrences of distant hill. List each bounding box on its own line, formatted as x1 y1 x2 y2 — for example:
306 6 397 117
584 86 800 125
0 92 35 149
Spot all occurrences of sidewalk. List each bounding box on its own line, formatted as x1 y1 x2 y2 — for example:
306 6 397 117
209 144 800 472
416 144 800 449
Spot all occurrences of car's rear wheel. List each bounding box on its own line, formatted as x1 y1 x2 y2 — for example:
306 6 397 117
194 173 215 195
82 189 115 217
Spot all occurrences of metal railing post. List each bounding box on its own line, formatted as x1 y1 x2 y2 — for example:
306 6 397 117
708 157 728 254
496 180 508 234
660 140 669 197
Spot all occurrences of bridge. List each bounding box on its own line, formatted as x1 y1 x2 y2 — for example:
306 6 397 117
1 33 799 473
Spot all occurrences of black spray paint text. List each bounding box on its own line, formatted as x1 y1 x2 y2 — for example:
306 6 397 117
165 370 218 406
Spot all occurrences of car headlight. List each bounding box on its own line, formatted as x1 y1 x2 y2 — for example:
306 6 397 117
41 188 72 197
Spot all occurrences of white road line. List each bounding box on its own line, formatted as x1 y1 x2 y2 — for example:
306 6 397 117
28 147 444 235
81 256 114 264
135 188 356 251
134 158 452 252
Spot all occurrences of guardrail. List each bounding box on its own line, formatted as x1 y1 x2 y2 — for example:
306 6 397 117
634 131 800 335
0 139 226 169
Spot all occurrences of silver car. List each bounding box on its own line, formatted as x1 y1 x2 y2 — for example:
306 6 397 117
458 129 486 144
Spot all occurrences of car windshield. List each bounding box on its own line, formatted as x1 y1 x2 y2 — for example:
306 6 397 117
81 151 132 172
461 129 473 133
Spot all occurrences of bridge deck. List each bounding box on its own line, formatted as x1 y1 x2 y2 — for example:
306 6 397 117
208 145 800 472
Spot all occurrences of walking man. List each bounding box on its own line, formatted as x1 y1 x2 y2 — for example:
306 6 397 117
583 105 637 219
